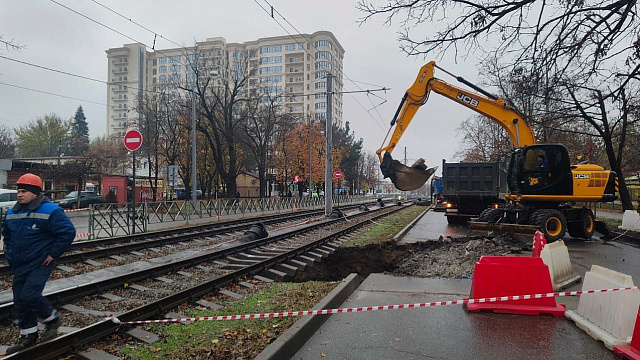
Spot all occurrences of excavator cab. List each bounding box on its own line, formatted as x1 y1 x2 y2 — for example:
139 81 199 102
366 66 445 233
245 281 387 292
508 144 573 197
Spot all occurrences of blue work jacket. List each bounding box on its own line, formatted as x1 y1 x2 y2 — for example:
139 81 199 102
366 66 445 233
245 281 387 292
2 194 76 276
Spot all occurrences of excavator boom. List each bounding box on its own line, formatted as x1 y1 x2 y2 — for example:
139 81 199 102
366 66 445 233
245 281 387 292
377 61 536 190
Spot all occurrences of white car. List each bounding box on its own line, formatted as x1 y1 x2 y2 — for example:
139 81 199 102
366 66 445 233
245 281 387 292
0 189 18 213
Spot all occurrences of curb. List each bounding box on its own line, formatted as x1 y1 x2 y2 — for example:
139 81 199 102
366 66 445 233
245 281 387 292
392 206 430 243
255 273 363 360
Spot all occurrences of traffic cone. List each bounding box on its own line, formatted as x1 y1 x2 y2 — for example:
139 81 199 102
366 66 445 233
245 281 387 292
532 230 547 257
614 302 640 359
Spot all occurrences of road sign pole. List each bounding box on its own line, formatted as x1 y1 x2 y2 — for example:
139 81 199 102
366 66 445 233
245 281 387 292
131 150 135 235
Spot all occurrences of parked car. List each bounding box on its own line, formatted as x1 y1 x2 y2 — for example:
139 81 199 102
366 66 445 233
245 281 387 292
53 191 105 209
0 189 17 213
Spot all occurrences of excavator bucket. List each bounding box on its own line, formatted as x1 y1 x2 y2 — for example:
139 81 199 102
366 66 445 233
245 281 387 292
380 152 437 191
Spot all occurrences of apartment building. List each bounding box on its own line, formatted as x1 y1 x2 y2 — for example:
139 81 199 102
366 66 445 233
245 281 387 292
105 31 345 137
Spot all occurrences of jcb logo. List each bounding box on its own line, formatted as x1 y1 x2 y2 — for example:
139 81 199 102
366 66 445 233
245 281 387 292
457 93 479 107
574 174 590 179
528 177 539 186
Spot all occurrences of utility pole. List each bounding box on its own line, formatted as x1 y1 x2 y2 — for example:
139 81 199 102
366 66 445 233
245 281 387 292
324 74 333 216
309 115 312 197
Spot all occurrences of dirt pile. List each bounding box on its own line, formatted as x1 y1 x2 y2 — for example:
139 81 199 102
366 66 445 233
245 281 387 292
392 233 531 279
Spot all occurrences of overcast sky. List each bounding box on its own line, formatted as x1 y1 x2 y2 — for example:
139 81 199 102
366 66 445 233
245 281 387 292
1 0 482 172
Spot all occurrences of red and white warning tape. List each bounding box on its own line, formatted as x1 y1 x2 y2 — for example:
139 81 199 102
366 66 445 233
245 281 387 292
105 285 640 325
75 232 91 239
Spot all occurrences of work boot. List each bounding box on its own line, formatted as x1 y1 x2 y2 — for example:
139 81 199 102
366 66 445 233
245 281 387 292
41 314 62 342
6 333 38 354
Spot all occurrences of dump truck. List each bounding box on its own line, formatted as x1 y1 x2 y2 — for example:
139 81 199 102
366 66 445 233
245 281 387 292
441 160 507 224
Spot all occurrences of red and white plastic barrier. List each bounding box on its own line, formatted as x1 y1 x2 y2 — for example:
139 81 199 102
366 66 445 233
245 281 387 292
105 285 639 325
615 301 640 359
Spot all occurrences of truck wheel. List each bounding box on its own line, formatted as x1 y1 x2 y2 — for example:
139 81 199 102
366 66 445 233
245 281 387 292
567 209 595 239
477 208 503 223
531 209 567 242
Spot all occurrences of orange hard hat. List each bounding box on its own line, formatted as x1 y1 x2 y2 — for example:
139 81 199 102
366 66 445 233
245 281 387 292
16 173 43 190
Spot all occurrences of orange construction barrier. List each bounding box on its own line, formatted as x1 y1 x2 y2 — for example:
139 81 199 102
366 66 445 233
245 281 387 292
532 230 547 257
466 256 565 316
614 302 640 359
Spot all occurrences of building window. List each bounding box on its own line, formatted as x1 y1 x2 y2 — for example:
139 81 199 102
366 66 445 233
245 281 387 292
260 76 282 83
315 40 333 49
315 51 332 60
260 66 282 74
260 56 282 65
315 102 327 109
186 54 196 62
159 75 167 83
261 45 282 54
169 65 181 72
159 57 167 64
169 56 181 63
153 59 157 66
315 61 331 70
315 71 328 79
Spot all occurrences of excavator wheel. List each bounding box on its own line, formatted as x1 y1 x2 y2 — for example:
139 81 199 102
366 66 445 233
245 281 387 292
530 209 567 242
567 209 595 239
477 208 503 223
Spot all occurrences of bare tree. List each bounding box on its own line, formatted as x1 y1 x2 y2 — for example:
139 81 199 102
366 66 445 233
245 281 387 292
193 47 256 197
454 115 512 162
357 0 640 84
0 125 16 158
240 92 287 198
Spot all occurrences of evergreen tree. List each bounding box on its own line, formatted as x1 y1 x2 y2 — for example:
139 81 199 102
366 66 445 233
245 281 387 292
71 105 90 155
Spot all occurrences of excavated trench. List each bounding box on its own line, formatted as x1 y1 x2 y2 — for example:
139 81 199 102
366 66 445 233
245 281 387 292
292 241 446 282
292 234 531 282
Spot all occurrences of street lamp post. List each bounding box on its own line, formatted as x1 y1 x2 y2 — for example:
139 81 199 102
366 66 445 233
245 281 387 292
191 69 219 208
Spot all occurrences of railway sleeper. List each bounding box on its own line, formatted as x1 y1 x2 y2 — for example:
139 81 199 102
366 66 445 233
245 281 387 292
273 263 299 277
261 268 289 281
296 255 317 265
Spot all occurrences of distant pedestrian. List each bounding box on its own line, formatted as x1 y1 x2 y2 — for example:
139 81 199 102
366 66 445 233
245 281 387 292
3 174 76 354
235 190 240 198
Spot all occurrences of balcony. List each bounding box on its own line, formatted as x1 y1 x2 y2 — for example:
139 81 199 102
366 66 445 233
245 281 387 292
111 96 128 101
112 68 128 74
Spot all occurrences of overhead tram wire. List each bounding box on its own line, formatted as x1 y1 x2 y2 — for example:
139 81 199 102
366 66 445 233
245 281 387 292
252 0 387 131
49 0 199 73
0 55 172 98
254 0 388 130
0 81 108 106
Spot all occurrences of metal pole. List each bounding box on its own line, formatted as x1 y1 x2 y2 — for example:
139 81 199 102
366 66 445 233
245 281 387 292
131 151 136 235
309 116 312 198
324 74 333 216
191 83 197 210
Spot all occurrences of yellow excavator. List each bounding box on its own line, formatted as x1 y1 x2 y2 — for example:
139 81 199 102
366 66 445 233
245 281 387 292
377 61 618 241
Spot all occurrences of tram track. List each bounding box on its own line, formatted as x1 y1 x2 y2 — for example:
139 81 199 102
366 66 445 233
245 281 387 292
2 202 409 360
0 204 374 278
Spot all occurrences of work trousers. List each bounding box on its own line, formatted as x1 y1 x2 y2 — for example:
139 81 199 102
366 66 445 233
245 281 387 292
12 262 55 334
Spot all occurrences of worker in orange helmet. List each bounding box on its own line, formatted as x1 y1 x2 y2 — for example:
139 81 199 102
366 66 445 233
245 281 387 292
3 173 76 354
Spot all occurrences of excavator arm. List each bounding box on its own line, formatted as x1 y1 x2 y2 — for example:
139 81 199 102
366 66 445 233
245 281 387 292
377 61 536 190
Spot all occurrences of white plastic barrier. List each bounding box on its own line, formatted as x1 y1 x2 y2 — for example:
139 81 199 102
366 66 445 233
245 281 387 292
540 240 581 290
566 265 640 350
621 210 640 231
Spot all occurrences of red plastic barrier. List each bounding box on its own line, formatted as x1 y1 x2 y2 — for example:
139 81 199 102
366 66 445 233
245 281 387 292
532 230 547 257
614 302 640 359
466 256 565 316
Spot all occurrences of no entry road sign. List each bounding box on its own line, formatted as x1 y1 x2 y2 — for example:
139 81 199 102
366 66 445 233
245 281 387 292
124 129 143 151
334 170 342 179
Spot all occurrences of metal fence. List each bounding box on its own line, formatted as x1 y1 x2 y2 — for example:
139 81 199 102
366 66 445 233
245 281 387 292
89 194 395 239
